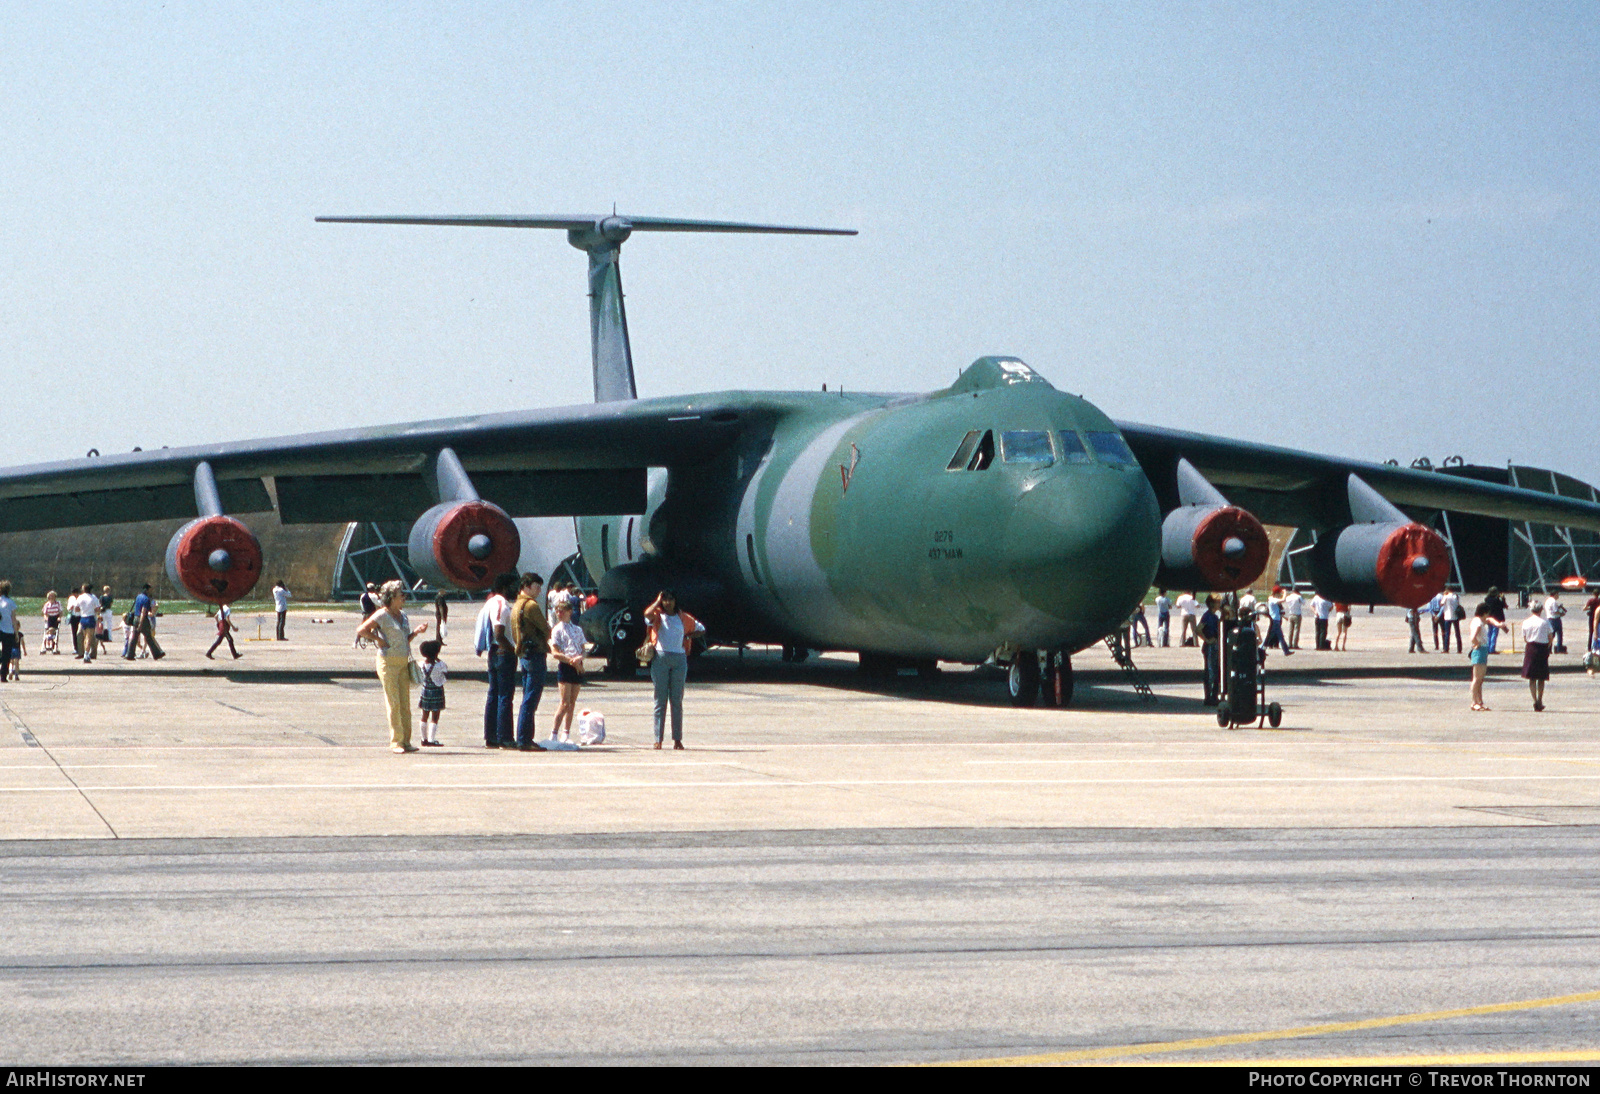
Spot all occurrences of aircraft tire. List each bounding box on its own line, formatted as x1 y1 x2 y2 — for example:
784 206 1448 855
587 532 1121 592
1216 702 1232 728
1040 650 1073 707
1008 652 1040 707
1267 701 1283 728
1038 653 1058 707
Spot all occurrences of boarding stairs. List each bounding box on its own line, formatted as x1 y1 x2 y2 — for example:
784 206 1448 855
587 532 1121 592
1105 632 1156 703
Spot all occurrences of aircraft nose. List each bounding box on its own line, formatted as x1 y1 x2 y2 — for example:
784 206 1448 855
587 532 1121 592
1001 468 1162 643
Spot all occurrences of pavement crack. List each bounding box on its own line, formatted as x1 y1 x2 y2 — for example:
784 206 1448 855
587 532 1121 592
5 929 1598 975
0 701 118 838
209 697 337 745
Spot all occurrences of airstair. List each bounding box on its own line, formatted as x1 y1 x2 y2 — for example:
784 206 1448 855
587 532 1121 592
1105 632 1156 703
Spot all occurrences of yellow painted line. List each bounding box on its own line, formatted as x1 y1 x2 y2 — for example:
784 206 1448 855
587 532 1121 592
927 988 1600 1067
1143 1050 1600 1066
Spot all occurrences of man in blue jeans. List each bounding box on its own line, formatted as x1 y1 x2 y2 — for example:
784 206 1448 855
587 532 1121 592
510 572 549 751
481 572 519 748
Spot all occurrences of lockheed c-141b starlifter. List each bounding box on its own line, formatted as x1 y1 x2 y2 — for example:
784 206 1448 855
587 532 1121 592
2 211 1597 705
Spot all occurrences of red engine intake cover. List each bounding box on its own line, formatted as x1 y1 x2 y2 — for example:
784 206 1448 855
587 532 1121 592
430 501 521 589
1374 522 1449 608
1191 506 1270 590
169 516 263 604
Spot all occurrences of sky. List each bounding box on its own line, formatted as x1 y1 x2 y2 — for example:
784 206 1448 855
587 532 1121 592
3 2 1597 486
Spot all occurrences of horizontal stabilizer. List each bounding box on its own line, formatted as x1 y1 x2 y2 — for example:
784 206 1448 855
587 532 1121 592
319 211 856 405
316 214 856 236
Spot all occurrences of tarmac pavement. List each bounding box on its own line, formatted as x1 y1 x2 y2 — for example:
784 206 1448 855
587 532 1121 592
2 607 1598 1064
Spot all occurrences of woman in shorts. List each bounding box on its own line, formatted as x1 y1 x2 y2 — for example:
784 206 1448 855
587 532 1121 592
548 600 586 744
1468 604 1507 711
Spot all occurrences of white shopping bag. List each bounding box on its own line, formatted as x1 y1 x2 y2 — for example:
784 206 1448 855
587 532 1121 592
577 709 606 746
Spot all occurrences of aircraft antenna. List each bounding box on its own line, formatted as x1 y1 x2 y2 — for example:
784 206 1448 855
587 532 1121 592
316 213 857 404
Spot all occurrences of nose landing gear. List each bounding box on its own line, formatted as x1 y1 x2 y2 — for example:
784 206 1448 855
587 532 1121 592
1041 650 1073 707
1007 649 1073 707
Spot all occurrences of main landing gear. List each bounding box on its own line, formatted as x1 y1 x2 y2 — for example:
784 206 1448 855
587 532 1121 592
1008 649 1073 707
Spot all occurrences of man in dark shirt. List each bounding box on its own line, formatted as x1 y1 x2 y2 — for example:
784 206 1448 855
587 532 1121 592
123 584 164 660
1199 596 1222 706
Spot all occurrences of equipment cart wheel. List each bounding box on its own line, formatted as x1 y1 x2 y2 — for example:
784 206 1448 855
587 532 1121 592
1267 701 1283 728
1008 652 1040 707
1215 701 1232 728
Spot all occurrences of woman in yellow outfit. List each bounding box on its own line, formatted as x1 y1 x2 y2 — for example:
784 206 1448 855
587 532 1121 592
355 580 430 753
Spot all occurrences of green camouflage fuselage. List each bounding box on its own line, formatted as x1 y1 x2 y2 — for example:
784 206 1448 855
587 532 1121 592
578 358 1161 662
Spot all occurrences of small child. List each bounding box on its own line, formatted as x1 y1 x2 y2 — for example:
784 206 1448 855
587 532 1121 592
417 639 446 746
42 593 61 654
9 628 23 681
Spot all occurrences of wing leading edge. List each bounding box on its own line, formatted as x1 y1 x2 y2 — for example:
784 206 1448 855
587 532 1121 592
0 395 785 532
1119 422 1600 533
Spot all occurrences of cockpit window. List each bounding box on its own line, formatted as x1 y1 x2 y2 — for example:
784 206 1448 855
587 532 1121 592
1086 431 1137 466
1001 430 1054 466
968 430 995 471
946 430 981 471
1056 430 1091 464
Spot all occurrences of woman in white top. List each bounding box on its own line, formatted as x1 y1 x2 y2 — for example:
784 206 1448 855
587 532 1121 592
1520 607 1554 711
355 580 429 753
644 589 705 750
548 601 587 743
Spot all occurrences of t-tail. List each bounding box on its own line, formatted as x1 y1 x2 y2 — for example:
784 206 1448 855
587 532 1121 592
315 212 856 403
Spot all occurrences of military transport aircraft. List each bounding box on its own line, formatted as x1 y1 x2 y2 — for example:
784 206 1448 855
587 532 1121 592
5 212 1600 706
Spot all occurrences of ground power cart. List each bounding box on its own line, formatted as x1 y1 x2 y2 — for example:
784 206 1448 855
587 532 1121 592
1216 622 1283 729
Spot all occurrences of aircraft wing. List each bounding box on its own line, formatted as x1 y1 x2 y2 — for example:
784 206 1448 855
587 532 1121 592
0 396 765 532
1118 422 1600 533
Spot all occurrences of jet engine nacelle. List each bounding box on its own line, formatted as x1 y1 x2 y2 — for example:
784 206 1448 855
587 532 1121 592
1307 521 1448 608
1159 504 1270 591
164 515 263 604
407 500 521 591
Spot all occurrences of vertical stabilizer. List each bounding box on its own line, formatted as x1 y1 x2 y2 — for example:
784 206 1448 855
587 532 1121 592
567 220 639 402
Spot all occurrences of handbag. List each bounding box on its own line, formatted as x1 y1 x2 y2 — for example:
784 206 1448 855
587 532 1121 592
408 658 424 685
636 626 656 666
